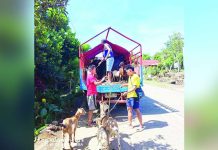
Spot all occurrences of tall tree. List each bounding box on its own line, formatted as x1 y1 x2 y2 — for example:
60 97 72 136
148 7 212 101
162 49 174 71
153 52 162 61
81 43 91 52
142 53 151 60
35 0 80 94
34 0 80 126
164 32 184 72
153 51 165 71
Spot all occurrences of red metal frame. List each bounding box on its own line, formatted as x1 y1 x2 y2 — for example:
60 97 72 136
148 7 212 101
130 44 140 52
96 93 126 104
79 27 142 67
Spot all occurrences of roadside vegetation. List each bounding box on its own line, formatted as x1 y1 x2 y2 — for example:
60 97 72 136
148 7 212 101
35 0 83 130
143 32 184 86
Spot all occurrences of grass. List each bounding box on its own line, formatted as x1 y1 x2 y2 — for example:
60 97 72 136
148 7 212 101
144 79 169 88
34 125 48 137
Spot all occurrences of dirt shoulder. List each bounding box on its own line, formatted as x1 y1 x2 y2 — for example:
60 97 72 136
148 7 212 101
144 80 184 92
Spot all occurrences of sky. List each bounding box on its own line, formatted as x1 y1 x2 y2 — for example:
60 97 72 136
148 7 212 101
184 0 218 98
66 0 218 97
67 0 184 56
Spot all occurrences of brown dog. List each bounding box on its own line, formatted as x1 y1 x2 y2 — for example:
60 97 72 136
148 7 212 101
119 62 127 82
62 108 86 149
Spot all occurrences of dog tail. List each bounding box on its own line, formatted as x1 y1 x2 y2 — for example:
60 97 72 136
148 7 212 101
59 123 67 128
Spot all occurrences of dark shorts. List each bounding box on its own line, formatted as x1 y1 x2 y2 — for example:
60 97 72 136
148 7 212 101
126 97 139 109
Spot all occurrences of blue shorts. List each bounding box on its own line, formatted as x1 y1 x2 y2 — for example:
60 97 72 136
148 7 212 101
126 97 139 109
106 57 114 72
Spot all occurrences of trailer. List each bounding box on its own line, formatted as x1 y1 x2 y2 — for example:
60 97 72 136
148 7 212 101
79 27 143 104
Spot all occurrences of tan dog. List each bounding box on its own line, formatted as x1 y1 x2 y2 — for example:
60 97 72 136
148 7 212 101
62 108 86 149
96 101 109 129
100 101 109 117
97 125 109 150
97 101 121 150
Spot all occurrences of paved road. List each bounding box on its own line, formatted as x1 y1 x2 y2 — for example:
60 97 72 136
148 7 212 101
35 84 184 150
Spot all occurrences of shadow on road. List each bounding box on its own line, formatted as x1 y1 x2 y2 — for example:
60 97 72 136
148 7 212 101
139 96 179 115
143 120 168 129
118 133 174 150
133 138 175 150
71 135 96 150
108 95 178 120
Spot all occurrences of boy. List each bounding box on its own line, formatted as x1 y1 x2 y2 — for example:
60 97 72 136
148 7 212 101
121 65 144 130
86 65 105 126
98 39 114 82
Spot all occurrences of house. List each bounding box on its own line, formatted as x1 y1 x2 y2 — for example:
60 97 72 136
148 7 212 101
142 60 159 67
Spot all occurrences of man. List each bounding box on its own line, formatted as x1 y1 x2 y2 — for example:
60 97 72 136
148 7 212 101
132 58 140 76
98 39 114 83
121 65 144 130
86 65 105 126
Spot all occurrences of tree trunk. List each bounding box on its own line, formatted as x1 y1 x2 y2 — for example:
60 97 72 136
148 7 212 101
170 65 173 71
178 61 180 72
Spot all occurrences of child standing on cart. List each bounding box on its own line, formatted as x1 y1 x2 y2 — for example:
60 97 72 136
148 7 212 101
98 39 114 83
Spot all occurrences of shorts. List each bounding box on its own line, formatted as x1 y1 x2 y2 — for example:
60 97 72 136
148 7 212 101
87 95 97 111
126 97 139 109
106 57 114 72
